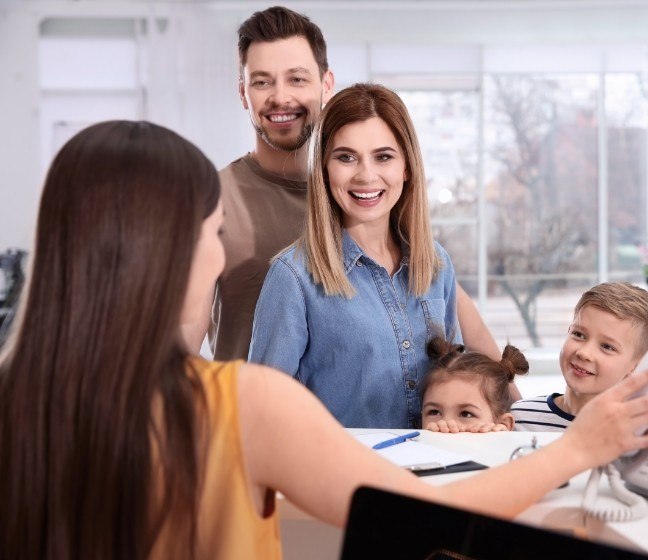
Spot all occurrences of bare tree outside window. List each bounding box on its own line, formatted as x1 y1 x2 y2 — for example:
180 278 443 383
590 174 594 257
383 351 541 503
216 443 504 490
485 75 597 346
401 74 647 350
607 74 648 278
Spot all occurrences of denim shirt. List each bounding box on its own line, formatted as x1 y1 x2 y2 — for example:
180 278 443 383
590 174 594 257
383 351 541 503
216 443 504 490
248 231 461 429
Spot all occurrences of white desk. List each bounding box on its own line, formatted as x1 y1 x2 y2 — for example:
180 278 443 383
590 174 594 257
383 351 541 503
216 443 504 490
280 429 648 560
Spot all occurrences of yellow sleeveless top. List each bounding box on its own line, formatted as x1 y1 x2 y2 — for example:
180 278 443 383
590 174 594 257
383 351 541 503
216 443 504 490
150 359 282 560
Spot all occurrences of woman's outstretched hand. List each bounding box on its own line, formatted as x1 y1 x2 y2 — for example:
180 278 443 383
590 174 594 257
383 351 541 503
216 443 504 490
562 368 648 471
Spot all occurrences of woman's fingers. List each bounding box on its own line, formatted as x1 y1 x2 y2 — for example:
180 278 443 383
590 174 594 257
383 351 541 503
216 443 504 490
605 369 648 402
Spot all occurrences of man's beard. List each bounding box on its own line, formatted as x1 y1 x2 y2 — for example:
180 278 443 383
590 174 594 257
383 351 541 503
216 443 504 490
254 119 315 152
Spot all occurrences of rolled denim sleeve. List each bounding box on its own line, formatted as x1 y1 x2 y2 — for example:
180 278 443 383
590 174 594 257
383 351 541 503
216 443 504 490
248 256 308 378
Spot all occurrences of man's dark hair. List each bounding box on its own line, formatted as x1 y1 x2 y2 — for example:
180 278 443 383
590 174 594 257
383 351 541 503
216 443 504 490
238 5 328 77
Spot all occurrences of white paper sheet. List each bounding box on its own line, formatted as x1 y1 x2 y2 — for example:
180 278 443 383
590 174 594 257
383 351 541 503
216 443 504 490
355 432 476 470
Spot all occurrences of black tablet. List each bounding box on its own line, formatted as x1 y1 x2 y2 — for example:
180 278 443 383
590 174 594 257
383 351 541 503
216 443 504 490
340 486 648 560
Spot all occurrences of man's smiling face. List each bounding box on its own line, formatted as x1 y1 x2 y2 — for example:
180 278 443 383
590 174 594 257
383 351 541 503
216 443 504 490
240 36 333 152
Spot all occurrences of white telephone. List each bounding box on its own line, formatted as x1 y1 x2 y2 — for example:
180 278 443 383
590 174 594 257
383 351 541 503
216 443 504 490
582 387 648 522
617 383 648 498
616 448 648 498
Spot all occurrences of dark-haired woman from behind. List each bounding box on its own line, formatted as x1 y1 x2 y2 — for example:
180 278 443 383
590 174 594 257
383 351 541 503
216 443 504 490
422 337 529 433
3 120 648 560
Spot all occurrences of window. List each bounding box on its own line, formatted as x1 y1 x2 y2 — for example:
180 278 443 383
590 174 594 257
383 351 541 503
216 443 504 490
483 74 599 349
386 60 648 353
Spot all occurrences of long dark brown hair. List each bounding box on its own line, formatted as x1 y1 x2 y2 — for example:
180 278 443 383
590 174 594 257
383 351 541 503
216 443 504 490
0 121 220 559
423 336 529 419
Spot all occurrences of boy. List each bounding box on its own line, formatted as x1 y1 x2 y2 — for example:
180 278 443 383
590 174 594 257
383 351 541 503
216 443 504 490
512 282 648 431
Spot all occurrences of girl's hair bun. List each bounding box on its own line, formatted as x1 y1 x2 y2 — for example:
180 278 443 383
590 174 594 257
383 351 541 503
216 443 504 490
499 344 529 382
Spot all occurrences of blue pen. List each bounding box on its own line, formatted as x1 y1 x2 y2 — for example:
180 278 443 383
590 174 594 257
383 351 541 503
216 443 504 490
372 431 421 450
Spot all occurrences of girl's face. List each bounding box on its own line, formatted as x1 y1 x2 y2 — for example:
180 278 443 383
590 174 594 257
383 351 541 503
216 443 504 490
325 116 408 231
422 376 513 431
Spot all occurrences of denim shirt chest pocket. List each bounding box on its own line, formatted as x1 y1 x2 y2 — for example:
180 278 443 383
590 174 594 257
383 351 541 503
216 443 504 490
420 298 448 341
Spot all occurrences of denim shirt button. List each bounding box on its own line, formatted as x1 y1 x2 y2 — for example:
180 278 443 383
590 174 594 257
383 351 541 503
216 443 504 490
402 340 411 349
407 380 416 389
355 260 363 266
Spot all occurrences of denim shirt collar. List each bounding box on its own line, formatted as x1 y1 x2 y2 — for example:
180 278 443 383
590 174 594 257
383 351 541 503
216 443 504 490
341 229 410 275
342 230 365 273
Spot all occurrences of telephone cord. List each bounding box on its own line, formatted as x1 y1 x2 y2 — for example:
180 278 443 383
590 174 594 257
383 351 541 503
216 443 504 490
582 464 648 522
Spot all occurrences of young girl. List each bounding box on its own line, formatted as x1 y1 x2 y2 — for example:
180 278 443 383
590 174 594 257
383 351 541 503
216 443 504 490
422 337 529 433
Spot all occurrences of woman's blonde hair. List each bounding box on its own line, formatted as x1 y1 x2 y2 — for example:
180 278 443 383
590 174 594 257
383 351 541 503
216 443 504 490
300 83 439 297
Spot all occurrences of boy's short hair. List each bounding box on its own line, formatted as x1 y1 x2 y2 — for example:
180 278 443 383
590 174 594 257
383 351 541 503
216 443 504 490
237 6 329 77
574 281 648 358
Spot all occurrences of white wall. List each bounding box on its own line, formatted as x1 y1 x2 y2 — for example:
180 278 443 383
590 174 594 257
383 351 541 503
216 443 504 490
0 1 251 254
0 5 41 251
